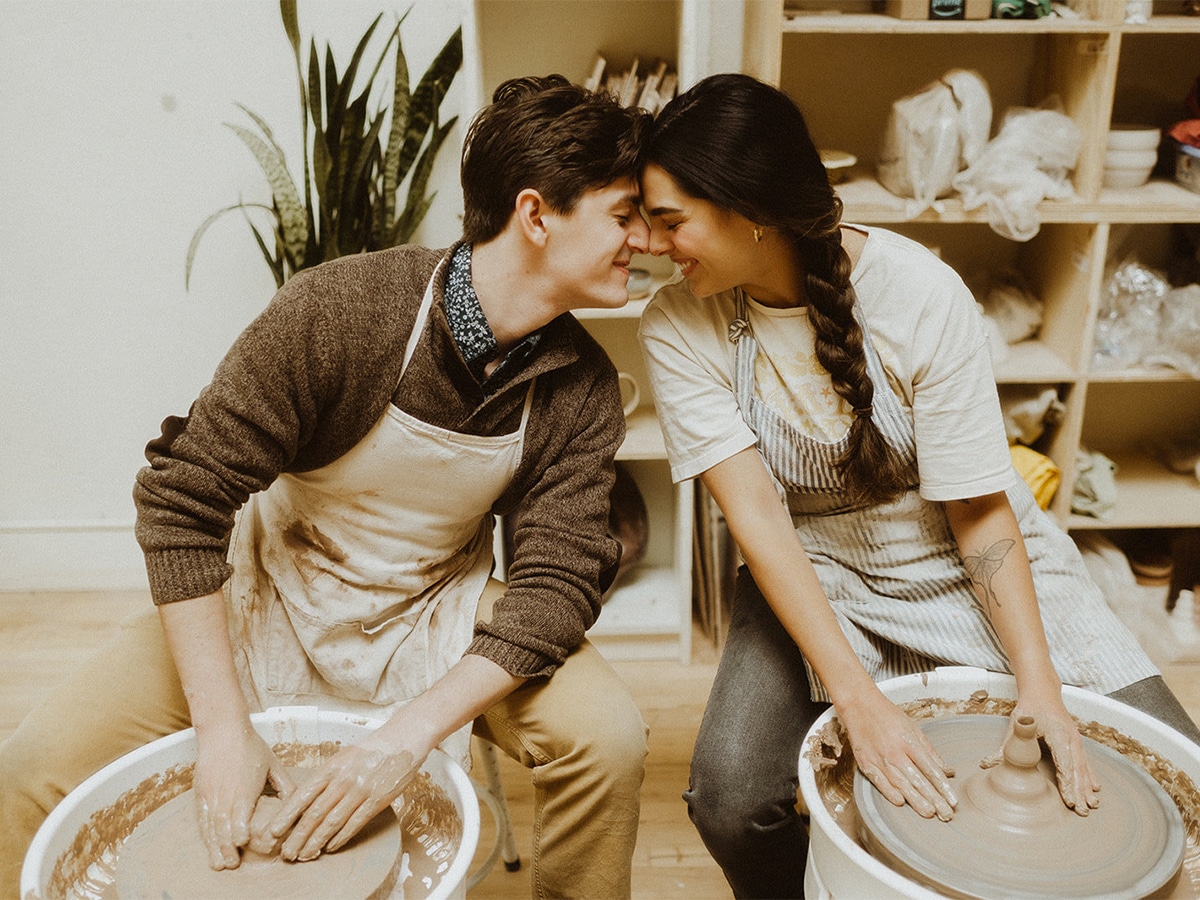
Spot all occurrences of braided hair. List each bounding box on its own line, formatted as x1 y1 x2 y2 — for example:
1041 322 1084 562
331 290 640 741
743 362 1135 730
646 74 908 505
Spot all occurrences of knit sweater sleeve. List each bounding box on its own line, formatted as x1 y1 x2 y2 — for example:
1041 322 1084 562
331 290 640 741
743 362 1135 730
132 255 419 604
466 329 626 679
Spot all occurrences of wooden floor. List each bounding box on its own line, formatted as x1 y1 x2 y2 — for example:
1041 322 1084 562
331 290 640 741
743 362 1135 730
5 591 1200 899
0 591 729 899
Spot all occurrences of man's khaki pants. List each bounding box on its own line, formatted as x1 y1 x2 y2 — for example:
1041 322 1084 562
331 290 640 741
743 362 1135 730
0 582 647 899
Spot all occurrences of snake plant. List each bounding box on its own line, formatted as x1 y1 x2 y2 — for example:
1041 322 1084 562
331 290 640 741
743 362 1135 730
187 0 462 289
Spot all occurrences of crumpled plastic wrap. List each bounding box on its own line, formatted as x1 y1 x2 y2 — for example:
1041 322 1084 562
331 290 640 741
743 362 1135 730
1147 283 1200 377
952 101 1082 241
1092 260 1200 376
877 69 992 219
977 268 1044 344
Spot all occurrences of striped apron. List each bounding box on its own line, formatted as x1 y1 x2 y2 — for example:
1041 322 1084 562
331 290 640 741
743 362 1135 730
729 291 1155 702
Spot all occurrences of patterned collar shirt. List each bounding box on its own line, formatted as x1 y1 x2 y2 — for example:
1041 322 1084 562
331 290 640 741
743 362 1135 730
443 242 542 395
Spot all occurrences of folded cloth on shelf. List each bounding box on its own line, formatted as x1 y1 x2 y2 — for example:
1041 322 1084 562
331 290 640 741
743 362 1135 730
1010 444 1060 511
1072 448 1118 519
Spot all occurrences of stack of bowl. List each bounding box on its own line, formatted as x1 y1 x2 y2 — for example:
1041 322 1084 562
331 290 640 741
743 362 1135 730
1104 124 1161 188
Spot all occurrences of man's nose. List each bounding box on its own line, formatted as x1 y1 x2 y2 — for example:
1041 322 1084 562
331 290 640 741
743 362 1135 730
627 216 650 253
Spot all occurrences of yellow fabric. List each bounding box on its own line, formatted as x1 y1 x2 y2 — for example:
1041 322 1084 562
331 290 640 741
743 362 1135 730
1011 444 1060 510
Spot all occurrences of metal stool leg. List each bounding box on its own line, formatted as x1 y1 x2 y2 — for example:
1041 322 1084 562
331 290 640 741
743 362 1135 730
467 737 521 890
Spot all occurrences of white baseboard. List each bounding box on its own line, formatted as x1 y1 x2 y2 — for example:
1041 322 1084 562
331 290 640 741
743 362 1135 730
0 522 148 591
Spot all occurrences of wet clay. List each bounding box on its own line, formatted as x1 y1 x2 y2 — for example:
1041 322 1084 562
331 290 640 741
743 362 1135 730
112 779 401 900
805 696 1200 899
854 715 1184 898
42 742 463 900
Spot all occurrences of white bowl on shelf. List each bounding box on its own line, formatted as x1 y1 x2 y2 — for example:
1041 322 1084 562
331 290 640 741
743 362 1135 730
1107 124 1161 152
1105 148 1158 170
1104 166 1154 189
1103 145 1158 189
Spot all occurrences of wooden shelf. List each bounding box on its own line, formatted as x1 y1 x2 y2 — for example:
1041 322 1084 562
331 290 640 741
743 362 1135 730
781 11 1200 35
1069 451 1200 530
618 407 667 460
1086 367 1200 384
993 339 1077 383
836 176 1200 225
750 1 1200 531
592 566 685 637
781 12 1112 34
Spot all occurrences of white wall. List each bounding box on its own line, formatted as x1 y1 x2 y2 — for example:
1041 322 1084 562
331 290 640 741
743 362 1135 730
0 0 468 590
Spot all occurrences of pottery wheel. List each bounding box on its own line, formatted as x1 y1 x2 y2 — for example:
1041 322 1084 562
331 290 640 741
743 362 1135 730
854 714 1185 899
114 780 402 900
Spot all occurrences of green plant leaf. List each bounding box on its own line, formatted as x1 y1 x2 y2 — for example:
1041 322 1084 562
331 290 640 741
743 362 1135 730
189 4 460 291
391 114 455 245
394 26 462 185
324 14 380 169
239 204 286 288
305 37 323 262
280 0 300 58
280 1 313 255
185 201 275 289
346 109 388 241
380 23 411 244
226 118 308 267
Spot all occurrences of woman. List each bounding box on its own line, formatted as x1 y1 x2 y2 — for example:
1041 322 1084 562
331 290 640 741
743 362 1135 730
637 73 1200 898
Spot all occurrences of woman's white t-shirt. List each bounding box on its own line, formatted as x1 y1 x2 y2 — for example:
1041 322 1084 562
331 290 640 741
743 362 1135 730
638 226 1015 502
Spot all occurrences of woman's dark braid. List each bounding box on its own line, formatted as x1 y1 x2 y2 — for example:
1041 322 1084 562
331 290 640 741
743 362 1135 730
799 230 909 505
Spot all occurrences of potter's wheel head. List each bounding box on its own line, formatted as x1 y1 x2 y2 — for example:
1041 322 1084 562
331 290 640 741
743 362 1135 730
854 715 1185 899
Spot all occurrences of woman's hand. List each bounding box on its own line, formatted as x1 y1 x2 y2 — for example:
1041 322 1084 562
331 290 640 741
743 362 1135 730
985 698 1100 815
192 720 296 870
268 734 422 861
839 693 958 822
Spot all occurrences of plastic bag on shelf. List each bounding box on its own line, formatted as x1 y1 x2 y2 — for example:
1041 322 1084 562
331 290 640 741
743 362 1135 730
1091 259 1169 372
877 69 992 219
976 267 1043 345
952 100 1081 241
1143 283 1200 377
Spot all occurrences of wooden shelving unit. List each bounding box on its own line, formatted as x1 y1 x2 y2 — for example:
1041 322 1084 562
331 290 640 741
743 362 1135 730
467 0 1200 649
742 0 1200 536
464 1 705 662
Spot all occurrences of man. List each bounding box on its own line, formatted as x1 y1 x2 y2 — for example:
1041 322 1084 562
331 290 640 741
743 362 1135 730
1 75 651 898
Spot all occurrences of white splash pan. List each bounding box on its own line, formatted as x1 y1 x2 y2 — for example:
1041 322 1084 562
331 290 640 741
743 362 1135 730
800 666 1200 900
22 706 479 900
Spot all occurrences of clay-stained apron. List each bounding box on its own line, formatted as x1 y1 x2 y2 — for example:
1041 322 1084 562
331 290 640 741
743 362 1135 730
225 256 533 767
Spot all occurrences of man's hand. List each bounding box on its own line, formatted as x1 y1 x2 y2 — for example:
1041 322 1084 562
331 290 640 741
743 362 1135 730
268 737 420 861
192 721 296 869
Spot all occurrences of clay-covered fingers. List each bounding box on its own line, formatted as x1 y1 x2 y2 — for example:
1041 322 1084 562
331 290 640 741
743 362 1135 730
1040 713 1101 815
195 795 243 870
895 733 957 821
192 726 280 870
269 745 418 861
855 722 957 821
269 768 336 860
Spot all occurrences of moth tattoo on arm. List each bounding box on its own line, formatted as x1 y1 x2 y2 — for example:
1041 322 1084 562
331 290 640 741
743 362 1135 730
964 539 1015 613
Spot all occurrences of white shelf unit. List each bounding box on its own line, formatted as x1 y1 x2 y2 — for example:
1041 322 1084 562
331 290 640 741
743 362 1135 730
741 1 1200 539
464 1 717 662
577 266 694 663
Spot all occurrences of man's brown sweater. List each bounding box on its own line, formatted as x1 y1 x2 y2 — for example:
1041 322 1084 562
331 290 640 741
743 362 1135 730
134 244 625 679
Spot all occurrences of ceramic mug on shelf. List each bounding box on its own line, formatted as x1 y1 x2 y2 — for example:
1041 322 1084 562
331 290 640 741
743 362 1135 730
618 372 640 418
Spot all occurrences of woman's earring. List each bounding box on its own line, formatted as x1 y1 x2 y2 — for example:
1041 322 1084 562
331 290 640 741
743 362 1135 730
753 226 764 243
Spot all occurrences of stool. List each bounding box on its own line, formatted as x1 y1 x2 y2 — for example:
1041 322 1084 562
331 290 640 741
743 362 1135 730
466 736 521 890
